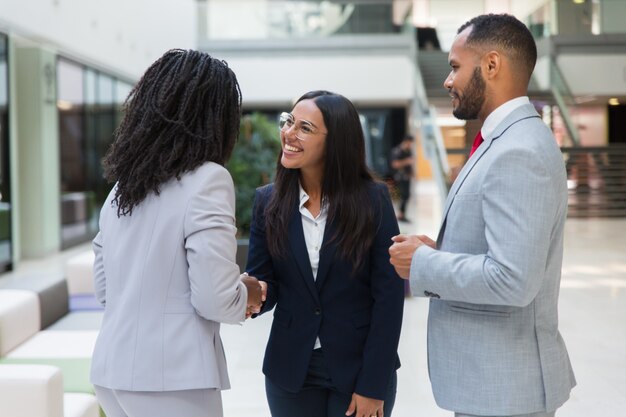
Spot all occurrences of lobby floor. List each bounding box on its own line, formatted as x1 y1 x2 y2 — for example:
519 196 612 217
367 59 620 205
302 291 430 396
3 181 624 416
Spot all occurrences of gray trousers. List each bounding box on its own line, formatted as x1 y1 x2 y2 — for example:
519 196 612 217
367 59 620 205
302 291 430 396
94 385 223 417
455 412 555 417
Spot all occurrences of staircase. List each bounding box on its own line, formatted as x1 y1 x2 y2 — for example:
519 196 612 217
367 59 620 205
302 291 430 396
417 50 450 98
564 144 626 217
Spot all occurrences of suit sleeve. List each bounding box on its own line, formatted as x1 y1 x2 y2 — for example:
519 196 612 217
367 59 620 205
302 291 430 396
355 185 405 399
184 165 247 324
410 146 561 306
245 186 277 314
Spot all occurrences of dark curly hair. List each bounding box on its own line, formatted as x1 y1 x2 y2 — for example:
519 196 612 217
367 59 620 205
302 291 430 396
102 49 242 216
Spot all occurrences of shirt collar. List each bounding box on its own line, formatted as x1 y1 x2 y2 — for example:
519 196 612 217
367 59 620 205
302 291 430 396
481 96 530 139
298 183 309 209
298 182 328 213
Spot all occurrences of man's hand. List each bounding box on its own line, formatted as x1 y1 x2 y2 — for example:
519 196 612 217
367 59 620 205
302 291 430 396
241 273 264 318
388 234 434 279
345 392 384 417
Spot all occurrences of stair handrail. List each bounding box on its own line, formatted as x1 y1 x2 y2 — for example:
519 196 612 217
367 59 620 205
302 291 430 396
550 57 581 147
410 30 450 206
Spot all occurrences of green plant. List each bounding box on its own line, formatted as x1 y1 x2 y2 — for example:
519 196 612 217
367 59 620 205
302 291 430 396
227 113 281 237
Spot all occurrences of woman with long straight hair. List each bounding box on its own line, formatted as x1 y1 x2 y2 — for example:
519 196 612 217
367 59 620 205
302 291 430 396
246 90 404 417
90 49 263 417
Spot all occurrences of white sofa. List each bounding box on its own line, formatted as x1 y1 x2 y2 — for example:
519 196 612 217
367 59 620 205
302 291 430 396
65 251 95 296
0 289 40 356
0 364 99 417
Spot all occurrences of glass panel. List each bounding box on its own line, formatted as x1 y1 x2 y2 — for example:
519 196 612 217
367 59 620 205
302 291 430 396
91 73 116 233
85 69 97 106
58 58 89 248
59 63 126 248
114 80 132 126
0 33 12 271
556 0 593 36
523 0 626 37
204 0 403 40
98 74 114 104
57 59 84 104
525 1 553 38
599 0 626 34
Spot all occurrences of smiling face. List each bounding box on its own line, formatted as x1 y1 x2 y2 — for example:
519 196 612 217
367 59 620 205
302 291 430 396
444 28 487 121
280 99 327 177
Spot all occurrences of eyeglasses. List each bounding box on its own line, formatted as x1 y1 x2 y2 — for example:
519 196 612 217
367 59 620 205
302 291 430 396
279 112 327 141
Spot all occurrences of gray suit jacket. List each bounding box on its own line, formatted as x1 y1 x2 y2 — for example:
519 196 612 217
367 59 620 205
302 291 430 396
410 103 576 415
91 162 247 391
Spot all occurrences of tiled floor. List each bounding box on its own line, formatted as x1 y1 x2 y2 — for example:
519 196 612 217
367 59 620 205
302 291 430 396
4 181 625 416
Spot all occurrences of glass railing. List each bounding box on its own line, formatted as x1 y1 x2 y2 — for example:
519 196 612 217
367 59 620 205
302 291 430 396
199 0 410 40
549 58 580 147
525 0 626 38
409 28 450 203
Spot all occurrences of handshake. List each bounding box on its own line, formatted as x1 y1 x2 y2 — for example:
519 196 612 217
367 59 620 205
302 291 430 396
240 273 267 319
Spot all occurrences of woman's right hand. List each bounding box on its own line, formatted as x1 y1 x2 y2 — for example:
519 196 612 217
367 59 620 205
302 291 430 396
241 273 266 318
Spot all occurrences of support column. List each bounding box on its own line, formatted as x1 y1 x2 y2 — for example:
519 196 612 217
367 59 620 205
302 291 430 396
15 45 60 258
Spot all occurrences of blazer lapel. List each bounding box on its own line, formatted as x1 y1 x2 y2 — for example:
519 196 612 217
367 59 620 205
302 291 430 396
288 207 320 303
436 132 493 246
436 104 541 246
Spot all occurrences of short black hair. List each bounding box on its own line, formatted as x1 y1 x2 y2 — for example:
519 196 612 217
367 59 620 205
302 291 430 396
103 49 242 216
458 14 537 83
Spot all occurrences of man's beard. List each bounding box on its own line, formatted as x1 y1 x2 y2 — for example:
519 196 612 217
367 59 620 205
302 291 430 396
452 67 486 120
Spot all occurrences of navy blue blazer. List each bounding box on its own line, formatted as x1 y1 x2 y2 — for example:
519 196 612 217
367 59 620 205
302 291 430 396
246 181 404 400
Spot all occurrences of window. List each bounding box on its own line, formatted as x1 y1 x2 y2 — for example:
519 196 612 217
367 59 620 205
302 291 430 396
57 58 133 248
0 33 12 271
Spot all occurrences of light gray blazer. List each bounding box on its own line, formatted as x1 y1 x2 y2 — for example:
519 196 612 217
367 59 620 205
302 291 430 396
410 103 576 415
91 162 247 391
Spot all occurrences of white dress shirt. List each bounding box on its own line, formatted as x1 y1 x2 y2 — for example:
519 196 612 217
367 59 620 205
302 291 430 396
480 96 530 139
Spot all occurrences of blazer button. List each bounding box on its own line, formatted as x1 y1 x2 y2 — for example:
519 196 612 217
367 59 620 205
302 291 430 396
314 308 321 315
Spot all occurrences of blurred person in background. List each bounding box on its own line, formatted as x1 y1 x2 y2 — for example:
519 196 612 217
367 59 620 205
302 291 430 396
390 134 414 222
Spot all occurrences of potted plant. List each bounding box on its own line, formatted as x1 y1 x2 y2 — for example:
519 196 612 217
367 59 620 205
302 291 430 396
227 113 281 270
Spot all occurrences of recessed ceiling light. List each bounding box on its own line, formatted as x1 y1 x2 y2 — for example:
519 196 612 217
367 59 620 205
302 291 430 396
608 98 620 106
573 0 585 4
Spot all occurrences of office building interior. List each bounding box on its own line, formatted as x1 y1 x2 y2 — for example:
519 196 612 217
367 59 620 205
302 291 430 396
0 1 624 416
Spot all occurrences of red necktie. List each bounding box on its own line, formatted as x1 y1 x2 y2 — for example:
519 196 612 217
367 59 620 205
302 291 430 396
469 130 483 157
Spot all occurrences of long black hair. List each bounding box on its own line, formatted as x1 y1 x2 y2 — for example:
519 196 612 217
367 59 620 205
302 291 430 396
103 49 242 216
265 90 377 269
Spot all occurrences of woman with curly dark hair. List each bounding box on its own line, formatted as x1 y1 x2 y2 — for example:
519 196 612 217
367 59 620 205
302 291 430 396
246 90 404 417
90 49 263 417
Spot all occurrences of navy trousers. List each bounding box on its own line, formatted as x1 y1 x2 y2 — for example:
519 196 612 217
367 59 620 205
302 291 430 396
265 348 397 417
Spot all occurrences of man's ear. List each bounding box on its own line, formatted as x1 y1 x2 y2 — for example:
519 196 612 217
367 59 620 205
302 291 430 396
483 51 501 79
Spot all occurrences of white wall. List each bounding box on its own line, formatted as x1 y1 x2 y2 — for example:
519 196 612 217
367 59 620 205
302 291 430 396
558 54 626 96
0 0 197 78
221 54 415 107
